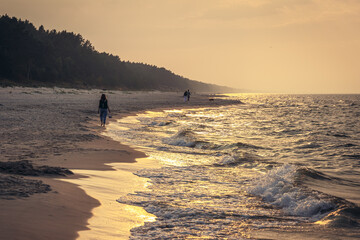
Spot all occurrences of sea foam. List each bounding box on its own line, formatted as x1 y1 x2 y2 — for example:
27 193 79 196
247 164 335 219
163 129 197 147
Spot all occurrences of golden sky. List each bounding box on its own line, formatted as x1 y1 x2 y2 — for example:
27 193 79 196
2 0 360 93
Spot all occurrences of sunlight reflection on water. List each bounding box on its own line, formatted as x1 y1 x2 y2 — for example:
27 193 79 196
105 94 360 239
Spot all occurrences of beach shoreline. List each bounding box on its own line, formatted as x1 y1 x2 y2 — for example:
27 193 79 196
0 122 150 240
0 87 241 239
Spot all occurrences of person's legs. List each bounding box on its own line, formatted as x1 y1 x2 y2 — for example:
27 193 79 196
102 109 108 126
100 111 104 126
103 110 107 125
100 109 108 126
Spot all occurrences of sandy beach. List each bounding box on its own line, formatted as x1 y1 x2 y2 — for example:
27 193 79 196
0 87 240 240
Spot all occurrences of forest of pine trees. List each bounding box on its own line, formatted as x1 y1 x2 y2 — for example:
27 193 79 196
0 15 235 92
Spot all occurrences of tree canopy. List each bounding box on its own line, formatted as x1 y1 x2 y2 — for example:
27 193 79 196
0 15 235 92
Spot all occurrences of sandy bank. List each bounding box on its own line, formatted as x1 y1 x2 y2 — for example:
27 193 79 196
0 87 241 239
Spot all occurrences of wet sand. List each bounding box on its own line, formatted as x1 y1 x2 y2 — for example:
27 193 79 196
0 87 241 239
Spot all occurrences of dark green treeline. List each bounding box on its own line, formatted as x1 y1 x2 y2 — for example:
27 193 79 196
0 15 235 92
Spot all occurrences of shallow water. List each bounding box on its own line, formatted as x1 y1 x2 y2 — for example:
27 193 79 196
106 94 360 239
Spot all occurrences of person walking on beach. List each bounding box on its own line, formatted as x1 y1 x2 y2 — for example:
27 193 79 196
187 89 191 101
183 90 188 102
98 94 111 127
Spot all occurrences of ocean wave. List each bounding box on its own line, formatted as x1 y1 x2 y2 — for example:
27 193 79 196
162 129 214 149
202 141 270 152
298 168 360 188
278 129 303 135
343 154 360 159
162 129 197 147
295 167 332 181
334 143 357 148
214 152 260 166
229 142 269 150
247 164 335 219
150 121 172 126
330 133 350 138
296 143 322 149
215 155 240 166
316 206 360 228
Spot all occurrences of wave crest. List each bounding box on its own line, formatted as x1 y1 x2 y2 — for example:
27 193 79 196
247 164 335 218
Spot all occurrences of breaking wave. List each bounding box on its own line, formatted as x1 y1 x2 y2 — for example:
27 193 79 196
247 164 335 218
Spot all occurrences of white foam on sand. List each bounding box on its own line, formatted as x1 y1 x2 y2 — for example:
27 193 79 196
62 157 159 240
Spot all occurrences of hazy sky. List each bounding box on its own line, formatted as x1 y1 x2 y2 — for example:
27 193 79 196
2 0 360 93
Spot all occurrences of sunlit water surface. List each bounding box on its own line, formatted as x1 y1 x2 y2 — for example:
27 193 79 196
106 94 360 239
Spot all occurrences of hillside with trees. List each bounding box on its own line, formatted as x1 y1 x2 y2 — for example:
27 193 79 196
0 15 236 92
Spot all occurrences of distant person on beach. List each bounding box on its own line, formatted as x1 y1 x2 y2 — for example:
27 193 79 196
183 90 188 102
98 94 111 127
187 89 191 101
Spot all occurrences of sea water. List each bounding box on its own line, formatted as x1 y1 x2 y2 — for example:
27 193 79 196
105 94 360 239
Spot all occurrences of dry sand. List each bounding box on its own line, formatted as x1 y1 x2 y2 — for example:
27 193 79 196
0 87 241 239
